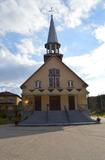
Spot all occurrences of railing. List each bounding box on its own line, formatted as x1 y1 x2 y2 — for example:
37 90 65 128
78 104 88 110
64 106 70 122
21 110 33 122
77 106 90 118
78 105 89 112
46 104 49 123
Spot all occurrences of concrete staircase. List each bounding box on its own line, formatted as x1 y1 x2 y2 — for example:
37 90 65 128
68 110 94 123
20 111 46 125
21 111 33 120
48 111 68 123
19 110 96 126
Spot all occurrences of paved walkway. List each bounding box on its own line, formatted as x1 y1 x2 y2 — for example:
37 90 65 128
0 123 105 160
91 116 105 123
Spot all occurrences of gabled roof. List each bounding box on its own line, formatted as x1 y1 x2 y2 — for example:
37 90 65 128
20 55 88 88
47 15 58 43
0 91 21 99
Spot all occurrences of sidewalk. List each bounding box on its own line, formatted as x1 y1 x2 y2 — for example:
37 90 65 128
91 116 105 123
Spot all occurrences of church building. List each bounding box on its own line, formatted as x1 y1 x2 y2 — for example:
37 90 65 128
20 15 88 113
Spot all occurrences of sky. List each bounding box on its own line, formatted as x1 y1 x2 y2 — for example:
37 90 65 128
0 0 105 96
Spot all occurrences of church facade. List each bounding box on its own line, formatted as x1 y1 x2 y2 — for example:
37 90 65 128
21 15 88 112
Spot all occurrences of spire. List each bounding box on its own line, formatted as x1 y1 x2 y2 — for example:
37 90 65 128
44 14 63 62
47 15 58 43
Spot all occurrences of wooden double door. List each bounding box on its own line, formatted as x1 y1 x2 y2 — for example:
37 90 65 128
68 95 75 110
34 96 41 111
49 96 61 110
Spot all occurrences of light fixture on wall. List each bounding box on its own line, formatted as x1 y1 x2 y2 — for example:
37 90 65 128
24 100 29 105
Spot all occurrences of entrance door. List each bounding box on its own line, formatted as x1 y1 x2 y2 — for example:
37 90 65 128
49 96 61 110
69 96 75 110
35 96 41 111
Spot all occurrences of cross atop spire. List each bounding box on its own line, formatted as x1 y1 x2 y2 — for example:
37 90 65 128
49 7 54 16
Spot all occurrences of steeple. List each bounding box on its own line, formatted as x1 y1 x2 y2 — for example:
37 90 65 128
47 15 58 43
44 14 63 62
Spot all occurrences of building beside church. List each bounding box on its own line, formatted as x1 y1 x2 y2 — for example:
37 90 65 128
0 91 21 116
21 15 88 112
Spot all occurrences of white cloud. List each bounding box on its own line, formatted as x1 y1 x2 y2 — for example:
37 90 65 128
0 43 42 95
16 38 45 56
0 44 36 66
94 24 105 42
101 1 105 9
56 25 64 32
16 39 36 55
0 0 101 36
0 0 48 35
60 46 69 54
88 77 105 96
64 0 99 28
0 81 22 95
64 43 105 96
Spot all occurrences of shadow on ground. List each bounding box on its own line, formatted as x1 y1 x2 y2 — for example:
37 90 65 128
0 124 64 139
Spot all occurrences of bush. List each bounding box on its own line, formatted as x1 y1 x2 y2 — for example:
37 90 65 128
91 111 105 117
0 112 7 118
0 117 9 125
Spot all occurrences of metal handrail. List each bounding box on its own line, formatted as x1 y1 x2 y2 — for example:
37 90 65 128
64 106 70 122
21 110 33 122
46 105 49 122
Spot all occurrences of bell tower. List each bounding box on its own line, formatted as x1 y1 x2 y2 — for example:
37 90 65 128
44 14 63 62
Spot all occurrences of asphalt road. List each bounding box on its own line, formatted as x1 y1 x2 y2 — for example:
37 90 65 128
0 123 105 160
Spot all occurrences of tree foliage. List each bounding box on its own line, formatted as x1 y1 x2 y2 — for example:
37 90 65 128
88 94 105 112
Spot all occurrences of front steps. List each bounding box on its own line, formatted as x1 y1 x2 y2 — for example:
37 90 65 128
48 111 68 123
19 110 96 126
20 111 46 125
68 110 94 123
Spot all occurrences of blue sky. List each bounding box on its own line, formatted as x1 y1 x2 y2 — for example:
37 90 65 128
0 0 105 96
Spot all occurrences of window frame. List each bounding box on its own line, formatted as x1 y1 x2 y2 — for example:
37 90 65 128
49 77 54 88
35 80 42 89
48 68 60 88
68 80 74 88
49 68 60 76
55 77 60 88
